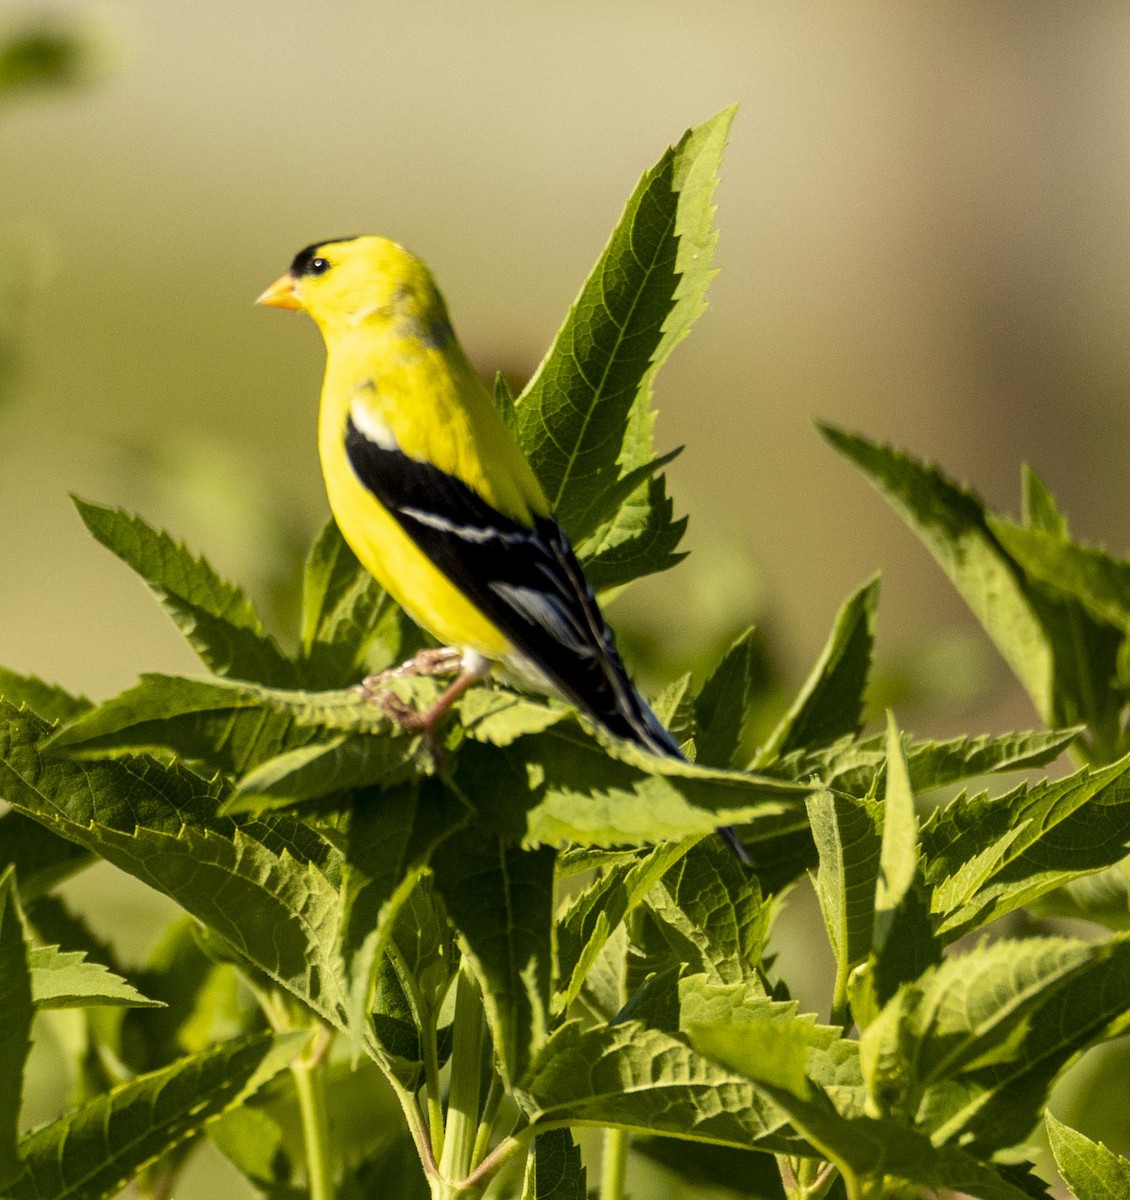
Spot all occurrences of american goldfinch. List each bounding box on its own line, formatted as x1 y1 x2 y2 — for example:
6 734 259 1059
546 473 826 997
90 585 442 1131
257 235 749 862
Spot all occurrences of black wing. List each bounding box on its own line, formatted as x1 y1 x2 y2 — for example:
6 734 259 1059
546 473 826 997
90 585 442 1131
344 416 680 756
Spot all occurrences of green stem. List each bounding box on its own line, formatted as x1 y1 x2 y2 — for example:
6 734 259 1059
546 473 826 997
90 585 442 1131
292 1026 335 1200
470 1066 504 1169
599 1128 629 1200
440 967 485 1184
391 941 445 1162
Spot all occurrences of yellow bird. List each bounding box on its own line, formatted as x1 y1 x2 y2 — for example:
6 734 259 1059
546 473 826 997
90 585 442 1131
257 236 748 862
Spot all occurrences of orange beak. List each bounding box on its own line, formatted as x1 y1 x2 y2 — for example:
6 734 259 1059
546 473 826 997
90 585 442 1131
255 272 304 310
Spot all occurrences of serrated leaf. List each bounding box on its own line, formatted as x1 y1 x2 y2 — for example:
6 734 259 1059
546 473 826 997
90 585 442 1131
516 108 733 550
28 943 163 1009
821 428 1125 759
455 727 809 850
299 517 413 686
555 841 691 1014
0 667 90 723
520 1128 587 1200
0 702 352 1032
457 688 570 747
1046 1111 1130 1200
650 673 696 749
775 727 1079 798
6 1031 305 1200
575 476 688 591
1022 465 1069 537
338 778 467 1050
755 577 878 767
48 674 326 774
923 752 1130 938
493 371 517 432
694 628 757 768
0 868 32 1187
991 518 1130 634
643 839 771 986
807 789 881 999
517 1019 794 1151
689 1018 1043 1200
861 935 1130 1154
74 498 299 685
432 832 555 1088
230 732 420 812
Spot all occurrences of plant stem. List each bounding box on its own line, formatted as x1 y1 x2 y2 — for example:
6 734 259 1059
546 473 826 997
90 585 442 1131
599 1128 629 1200
470 1066 504 1169
440 966 485 1184
292 1026 335 1200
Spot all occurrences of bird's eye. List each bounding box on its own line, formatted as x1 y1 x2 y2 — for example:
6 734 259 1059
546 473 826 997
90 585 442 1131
309 257 330 276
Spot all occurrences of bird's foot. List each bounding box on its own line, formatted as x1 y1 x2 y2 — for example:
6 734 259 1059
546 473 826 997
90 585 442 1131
355 646 464 699
357 652 488 768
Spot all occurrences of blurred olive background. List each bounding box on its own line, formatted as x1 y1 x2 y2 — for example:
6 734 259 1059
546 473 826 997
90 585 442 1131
5 3 1130 1196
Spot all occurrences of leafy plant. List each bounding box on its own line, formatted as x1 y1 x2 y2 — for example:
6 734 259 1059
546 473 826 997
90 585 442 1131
1 108 1126 1200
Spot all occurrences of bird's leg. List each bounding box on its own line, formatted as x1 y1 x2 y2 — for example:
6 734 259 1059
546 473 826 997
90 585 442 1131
355 645 464 698
358 650 490 761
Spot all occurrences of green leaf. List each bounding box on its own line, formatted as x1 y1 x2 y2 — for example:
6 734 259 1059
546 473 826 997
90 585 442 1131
518 1019 794 1151
755 576 878 766
457 688 571 747
28 943 163 1009
874 715 917 949
0 868 33 1187
650 673 696 750
991 517 1130 635
230 732 420 811
7 1031 305 1200
860 935 1130 1153
838 718 942 1030
574 475 688 592
807 789 881 1002
299 518 414 686
455 726 809 850
0 667 90 723
493 371 517 432
1022 465 1069 537
1046 1111 1130 1200
520 1129 587 1200
689 1018 1042 1200
820 427 1052 706
73 498 299 685
48 674 326 774
776 727 1079 798
693 628 758 768
338 779 467 1049
923 752 1130 938
432 833 555 1088
555 841 691 1014
0 702 352 1031
516 107 734 581
820 428 1124 758
643 839 771 986
516 107 731 534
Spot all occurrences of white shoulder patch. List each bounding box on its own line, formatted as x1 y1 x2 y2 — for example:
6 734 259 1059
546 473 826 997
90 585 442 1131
349 390 399 451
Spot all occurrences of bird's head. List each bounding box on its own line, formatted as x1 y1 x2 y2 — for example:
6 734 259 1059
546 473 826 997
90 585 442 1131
256 235 452 344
